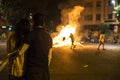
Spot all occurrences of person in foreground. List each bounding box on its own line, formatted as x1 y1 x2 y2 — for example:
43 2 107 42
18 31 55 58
7 19 31 80
19 13 53 80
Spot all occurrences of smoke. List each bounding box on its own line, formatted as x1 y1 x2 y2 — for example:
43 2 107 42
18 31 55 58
56 6 84 42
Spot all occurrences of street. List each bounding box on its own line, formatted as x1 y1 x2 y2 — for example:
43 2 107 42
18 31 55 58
0 42 120 80
50 43 120 80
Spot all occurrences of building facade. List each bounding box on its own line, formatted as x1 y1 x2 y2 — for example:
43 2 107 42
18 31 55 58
78 0 120 43
80 0 118 28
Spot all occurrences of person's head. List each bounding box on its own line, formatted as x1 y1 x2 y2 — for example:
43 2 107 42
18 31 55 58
14 18 31 36
32 13 45 28
14 18 31 46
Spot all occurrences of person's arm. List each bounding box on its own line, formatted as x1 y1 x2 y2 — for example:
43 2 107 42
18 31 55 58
19 43 29 55
48 48 52 66
7 31 14 53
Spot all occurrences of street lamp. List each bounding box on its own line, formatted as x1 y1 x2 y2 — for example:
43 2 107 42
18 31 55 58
111 0 115 7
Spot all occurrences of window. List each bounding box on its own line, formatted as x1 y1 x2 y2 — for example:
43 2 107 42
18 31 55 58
108 0 114 7
84 2 93 8
108 14 112 19
84 14 93 21
96 1 101 7
96 14 101 21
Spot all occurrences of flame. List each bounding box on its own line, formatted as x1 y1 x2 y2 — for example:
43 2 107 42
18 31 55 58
53 6 84 47
53 25 76 47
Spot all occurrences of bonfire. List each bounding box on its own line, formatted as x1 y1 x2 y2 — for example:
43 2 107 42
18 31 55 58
52 6 84 48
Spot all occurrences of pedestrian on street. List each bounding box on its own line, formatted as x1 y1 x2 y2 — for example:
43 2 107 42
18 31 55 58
97 32 105 50
7 19 31 80
1 33 7 41
18 13 53 80
69 33 75 49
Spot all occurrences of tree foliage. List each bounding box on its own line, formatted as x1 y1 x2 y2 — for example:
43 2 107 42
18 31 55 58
0 0 83 27
2 0 49 17
0 0 50 25
114 4 120 13
0 0 64 24
98 22 112 39
114 4 120 21
99 22 110 32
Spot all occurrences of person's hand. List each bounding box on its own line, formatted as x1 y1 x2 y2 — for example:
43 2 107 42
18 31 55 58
8 49 20 59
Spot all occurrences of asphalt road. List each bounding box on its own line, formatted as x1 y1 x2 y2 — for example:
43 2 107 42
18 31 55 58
50 43 120 80
0 42 120 80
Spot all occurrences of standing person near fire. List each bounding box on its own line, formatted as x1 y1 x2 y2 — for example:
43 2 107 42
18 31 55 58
69 33 75 49
18 13 53 80
97 32 105 50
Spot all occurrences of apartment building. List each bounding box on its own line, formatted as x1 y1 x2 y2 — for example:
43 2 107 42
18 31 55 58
80 0 118 29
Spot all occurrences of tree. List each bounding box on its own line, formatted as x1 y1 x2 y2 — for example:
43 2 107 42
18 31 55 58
98 22 113 40
114 4 120 21
99 22 110 32
0 0 83 29
0 0 49 25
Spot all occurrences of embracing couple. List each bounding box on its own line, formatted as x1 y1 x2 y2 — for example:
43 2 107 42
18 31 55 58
7 13 53 80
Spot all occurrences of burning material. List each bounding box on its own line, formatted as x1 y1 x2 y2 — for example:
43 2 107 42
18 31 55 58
53 25 76 47
53 6 84 47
